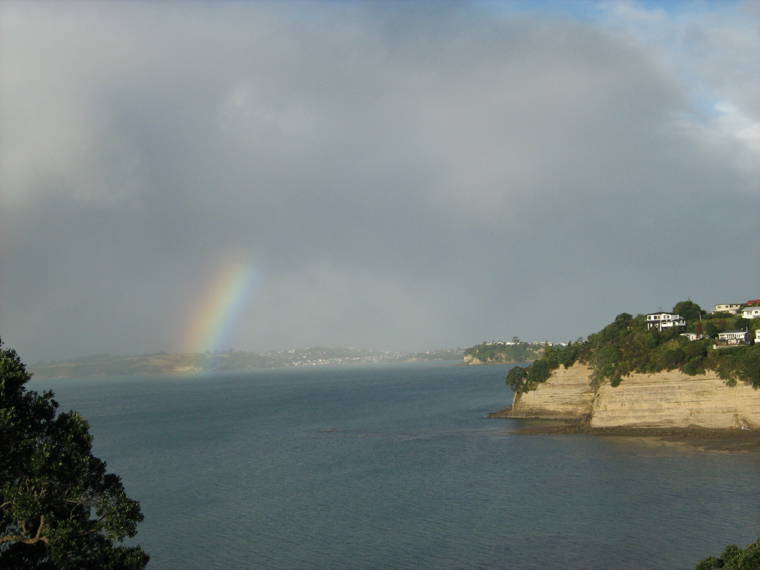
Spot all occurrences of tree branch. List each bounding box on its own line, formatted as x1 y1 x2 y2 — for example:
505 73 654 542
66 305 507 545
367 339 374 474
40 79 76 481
0 534 49 545
0 515 50 546
35 515 45 540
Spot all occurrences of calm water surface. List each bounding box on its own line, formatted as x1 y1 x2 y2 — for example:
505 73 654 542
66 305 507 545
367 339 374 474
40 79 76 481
33 364 760 569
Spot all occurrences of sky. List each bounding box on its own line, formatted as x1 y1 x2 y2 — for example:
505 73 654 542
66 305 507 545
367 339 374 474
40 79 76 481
1 1 759 362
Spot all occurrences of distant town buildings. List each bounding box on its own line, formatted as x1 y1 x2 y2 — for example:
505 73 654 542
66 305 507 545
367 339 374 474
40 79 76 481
481 340 561 347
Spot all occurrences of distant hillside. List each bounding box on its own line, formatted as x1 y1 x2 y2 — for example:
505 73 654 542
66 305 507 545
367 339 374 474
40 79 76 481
463 341 546 365
30 352 205 378
30 346 464 379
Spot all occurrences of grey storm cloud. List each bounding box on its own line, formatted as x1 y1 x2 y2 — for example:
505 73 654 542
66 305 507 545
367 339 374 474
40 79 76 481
1 2 758 361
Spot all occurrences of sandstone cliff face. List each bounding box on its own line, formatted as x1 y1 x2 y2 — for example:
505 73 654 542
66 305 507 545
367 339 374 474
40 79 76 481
590 370 760 429
510 364 760 429
509 364 594 419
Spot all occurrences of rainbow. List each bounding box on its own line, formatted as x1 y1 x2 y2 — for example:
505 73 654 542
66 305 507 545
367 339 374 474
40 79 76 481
183 253 256 354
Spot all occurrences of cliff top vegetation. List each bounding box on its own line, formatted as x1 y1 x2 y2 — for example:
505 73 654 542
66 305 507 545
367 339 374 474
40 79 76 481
506 301 760 394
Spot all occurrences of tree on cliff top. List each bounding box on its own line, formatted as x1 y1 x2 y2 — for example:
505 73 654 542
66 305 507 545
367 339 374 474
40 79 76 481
673 300 704 322
0 339 149 569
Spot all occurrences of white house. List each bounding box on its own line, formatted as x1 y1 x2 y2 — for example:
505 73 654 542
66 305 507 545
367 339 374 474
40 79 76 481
680 332 701 341
715 330 750 347
741 307 760 319
646 312 686 331
713 303 741 315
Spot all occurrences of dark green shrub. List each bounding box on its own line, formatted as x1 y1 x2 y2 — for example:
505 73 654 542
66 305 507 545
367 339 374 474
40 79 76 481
661 348 686 369
682 357 705 376
505 366 528 392
696 538 760 570
527 360 551 384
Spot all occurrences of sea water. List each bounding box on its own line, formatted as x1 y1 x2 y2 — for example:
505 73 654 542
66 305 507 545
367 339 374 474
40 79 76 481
33 364 760 569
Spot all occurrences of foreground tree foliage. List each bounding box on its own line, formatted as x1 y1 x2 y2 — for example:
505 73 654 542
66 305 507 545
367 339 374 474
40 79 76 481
507 301 760 393
0 339 148 569
695 538 760 569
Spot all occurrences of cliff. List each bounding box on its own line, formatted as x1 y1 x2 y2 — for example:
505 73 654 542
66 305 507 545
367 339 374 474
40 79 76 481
508 363 760 430
509 364 594 419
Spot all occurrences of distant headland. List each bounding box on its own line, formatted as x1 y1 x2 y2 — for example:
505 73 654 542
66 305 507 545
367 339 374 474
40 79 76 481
494 299 760 438
462 338 553 365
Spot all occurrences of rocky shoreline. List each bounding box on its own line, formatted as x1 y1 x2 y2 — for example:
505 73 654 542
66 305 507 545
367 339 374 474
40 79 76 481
488 408 760 452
